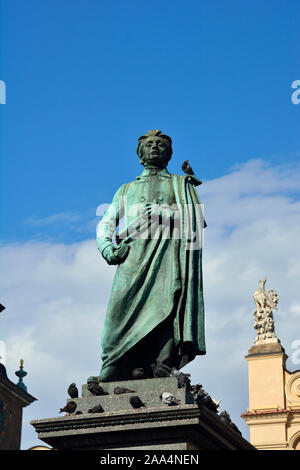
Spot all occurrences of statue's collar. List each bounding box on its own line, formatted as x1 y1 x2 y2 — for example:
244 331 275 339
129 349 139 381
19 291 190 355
136 168 171 179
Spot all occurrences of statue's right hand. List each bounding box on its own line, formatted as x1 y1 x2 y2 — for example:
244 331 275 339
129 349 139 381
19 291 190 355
102 243 129 265
102 245 116 265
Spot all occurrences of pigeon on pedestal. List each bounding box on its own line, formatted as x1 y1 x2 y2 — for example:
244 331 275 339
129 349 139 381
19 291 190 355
88 403 104 414
68 383 78 398
132 368 145 380
59 401 77 414
159 392 180 406
114 386 136 394
151 363 170 378
129 396 145 409
170 368 191 389
87 378 108 396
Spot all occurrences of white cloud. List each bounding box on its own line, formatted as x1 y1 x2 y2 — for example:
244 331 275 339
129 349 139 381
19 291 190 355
0 240 114 448
24 210 99 241
25 213 82 226
1 158 300 448
290 303 300 316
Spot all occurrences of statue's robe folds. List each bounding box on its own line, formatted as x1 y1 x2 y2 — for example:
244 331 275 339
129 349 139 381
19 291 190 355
97 168 206 379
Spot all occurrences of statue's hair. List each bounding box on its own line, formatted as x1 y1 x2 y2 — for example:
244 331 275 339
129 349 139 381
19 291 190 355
136 129 173 166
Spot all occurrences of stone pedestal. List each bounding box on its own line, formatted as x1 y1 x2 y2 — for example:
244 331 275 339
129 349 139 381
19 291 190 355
31 377 254 450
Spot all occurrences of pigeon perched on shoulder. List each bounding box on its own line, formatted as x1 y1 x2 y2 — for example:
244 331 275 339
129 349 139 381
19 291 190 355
129 395 146 409
59 400 77 414
87 380 108 396
170 368 191 390
159 392 180 406
114 386 136 394
88 403 104 414
68 383 78 399
181 160 194 175
151 363 171 378
132 368 145 380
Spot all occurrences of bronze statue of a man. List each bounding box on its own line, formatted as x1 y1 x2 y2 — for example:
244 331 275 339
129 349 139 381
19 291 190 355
96 130 206 382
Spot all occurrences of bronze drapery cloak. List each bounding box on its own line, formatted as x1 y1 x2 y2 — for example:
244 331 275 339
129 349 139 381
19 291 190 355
97 168 206 376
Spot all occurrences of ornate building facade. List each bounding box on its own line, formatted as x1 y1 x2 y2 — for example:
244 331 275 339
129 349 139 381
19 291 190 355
242 280 300 450
0 360 36 450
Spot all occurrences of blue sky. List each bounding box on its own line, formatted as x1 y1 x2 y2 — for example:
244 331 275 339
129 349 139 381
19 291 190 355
0 0 300 449
0 0 299 243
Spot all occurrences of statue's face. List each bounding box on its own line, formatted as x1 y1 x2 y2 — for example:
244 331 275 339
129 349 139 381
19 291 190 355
141 136 170 168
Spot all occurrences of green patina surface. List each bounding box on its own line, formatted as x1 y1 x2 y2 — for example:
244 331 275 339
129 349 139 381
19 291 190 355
96 130 206 381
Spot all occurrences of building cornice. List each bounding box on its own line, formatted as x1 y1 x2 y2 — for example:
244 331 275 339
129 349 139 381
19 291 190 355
0 375 36 407
241 408 300 418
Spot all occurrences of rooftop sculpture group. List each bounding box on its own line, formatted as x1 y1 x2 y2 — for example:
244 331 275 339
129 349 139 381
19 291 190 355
253 278 280 344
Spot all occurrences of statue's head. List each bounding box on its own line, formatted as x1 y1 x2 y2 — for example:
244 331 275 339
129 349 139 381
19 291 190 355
136 129 173 169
